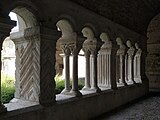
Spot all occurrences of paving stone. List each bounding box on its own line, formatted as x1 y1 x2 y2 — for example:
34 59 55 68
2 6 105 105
99 96 160 120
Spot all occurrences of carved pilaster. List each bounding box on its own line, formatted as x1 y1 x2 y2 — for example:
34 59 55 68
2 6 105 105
10 27 40 102
98 33 112 88
39 27 61 105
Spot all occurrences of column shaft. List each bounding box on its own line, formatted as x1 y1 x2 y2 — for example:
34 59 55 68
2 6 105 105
70 53 82 96
91 53 101 92
61 53 70 94
83 52 91 90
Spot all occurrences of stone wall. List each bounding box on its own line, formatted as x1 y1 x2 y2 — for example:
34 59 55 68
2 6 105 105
1 82 148 120
146 13 160 91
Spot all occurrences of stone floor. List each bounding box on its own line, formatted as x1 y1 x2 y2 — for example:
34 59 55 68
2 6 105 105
95 93 160 120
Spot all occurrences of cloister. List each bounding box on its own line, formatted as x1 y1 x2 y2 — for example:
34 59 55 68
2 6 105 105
0 0 160 120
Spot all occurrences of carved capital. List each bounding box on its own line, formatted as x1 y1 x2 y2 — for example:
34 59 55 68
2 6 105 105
116 37 126 55
117 44 126 56
127 47 135 57
135 43 142 56
24 26 40 40
60 44 71 56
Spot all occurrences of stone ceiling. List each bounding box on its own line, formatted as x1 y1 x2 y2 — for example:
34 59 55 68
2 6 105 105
70 0 160 35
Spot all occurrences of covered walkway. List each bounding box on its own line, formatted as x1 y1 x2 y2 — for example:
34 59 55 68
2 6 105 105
94 93 160 120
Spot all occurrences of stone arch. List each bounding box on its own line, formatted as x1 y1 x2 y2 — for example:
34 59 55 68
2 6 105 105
82 26 96 40
115 30 126 43
57 15 77 32
7 0 42 23
56 19 76 42
146 13 160 91
82 24 97 38
100 32 110 43
12 7 37 30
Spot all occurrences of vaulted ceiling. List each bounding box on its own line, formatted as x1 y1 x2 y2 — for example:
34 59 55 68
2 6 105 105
71 0 160 35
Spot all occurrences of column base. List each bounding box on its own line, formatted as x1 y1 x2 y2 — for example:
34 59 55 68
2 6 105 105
61 89 71 95
0 104 7 114
82 86 91 91
70 90 82 97
127 79 136 85
90 86 101 93
134 78 142 83
117 82 128 87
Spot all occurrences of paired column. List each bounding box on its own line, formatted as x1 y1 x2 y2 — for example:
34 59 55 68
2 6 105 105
126 40 136 84
59 31 83 96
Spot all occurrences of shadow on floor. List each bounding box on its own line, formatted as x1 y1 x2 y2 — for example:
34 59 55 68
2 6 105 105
91 92 160 120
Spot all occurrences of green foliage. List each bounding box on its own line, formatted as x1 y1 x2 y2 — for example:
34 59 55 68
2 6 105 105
1 74 85 103
55 74 84 94
1 74 15 103
55 75 65 94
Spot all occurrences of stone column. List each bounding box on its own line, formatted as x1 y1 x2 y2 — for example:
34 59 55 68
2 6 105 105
134 43 142 83
126 40 136 84
116 38 127 86
61 45 71 94
82 37 91 90
82 50 91 90
0 16 15 113
81 27 101 92
90 49 101 92
125 54 129 82
70 43 82 96
39 27 61 106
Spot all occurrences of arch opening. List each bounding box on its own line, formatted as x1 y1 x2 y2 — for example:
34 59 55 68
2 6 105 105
1 6 40 109
146 13 160 91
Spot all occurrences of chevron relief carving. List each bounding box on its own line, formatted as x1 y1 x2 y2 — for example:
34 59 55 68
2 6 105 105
20 39 40 102
14 37 40 102
39 39 56 103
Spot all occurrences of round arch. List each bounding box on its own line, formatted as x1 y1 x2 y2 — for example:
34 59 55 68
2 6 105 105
146 13 160 91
